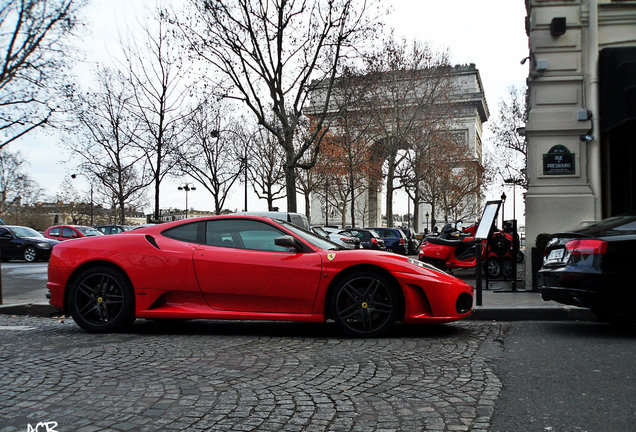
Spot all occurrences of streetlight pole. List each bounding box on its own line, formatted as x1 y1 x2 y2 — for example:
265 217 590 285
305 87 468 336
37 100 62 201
244 146 248 212
178 183 196 219
71 174 94 226
501 192 507 227
425 212 429 232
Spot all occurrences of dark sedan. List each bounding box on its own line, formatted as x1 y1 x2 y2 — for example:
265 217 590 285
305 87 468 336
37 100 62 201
0 225 60 262
367 227 408 254
341 228 386 250
539 214 636 325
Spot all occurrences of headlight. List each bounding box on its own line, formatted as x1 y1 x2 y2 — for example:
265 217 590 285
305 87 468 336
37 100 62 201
407 257 447 274
36 242 52 248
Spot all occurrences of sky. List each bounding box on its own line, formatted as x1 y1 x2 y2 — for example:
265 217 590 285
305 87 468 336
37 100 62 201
15 0 528 224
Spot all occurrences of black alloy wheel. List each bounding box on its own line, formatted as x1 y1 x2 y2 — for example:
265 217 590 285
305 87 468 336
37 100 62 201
330 272 399 337
69 266 135 333
502 258 514 280
487 258 502 279
23 246 37 263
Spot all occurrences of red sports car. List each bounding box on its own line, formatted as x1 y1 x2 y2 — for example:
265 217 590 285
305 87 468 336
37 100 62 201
47 216 474 336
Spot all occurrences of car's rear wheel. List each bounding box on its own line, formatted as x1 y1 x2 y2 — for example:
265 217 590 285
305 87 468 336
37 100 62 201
502 258 514 279
330 272 399 337
592 308 635 326
69 266 135 333
487 258 502 279
23 246 37 262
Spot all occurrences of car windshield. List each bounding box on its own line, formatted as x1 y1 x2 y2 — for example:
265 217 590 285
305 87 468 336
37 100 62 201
9 226 43 238
76 227 103 236
575 215 636 236
281 221 343 250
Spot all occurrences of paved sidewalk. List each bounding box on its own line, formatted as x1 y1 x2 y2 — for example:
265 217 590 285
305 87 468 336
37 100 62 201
0 276 595 323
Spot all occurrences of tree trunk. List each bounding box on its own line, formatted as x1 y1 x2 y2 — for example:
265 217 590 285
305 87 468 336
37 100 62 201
284 164 298 213
413 189 420 232
385 158 396 227
305 192 311 223
349 174 356 228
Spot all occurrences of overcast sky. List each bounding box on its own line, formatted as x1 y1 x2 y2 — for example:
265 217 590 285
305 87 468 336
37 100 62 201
16 0 528 223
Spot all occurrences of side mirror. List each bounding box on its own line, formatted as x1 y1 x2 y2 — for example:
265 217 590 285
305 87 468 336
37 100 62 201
275 235 301 251
72 233 79 238
455 220 463 231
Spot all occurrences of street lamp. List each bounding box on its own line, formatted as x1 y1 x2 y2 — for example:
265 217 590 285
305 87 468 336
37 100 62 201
178 183 196 219
71 174 94 226
500 192 507 226
425 212 429 232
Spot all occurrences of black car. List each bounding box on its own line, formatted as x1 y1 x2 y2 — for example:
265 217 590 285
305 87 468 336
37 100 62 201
398 227 419 255
340 228 386 250
366 227 408 254
539 214 636 325
0 225 60 262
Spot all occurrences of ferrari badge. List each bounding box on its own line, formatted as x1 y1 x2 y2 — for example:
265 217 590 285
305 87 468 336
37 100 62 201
327 253 336 261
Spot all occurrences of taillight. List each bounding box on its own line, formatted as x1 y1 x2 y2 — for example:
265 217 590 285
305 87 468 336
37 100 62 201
341 238 353 243
399 238 406 245
371 238 378 244
565 239 607 255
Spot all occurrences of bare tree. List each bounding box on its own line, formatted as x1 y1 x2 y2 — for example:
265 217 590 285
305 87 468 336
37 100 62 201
0 0 82 149
320 69 374 227
123 8 192 220
68 68 150 224
249 128 287 211
176 101 243 215
364 37 455 226
0 149 40 215
53 177 91 224
490 85 527 187
182 0 377 212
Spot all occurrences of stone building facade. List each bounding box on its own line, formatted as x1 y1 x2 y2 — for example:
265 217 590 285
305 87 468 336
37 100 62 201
308 64 489 231
524 0 636 281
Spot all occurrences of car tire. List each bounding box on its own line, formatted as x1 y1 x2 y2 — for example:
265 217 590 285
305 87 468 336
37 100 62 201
23 246 38 263
69 266 135 333
487 258 502 279
502 258 514 280
516 250 525 264
330 271 399 337
592 308 635 326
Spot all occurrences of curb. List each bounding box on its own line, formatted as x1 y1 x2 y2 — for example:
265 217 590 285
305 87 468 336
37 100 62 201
0 303 598 322
0 303 61 317
470 305 597 322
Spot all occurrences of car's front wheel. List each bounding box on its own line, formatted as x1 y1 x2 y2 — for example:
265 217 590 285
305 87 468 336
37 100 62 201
23 246 37 262
69 266 135 333
330 271 399 337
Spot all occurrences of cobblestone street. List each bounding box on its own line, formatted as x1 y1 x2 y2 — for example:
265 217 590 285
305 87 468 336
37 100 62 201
0 316 504 432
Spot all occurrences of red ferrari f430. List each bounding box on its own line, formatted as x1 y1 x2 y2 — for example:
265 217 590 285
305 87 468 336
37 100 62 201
48 216 474 337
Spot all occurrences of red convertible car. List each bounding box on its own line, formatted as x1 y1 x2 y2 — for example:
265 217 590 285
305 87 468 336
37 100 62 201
47 216 474 337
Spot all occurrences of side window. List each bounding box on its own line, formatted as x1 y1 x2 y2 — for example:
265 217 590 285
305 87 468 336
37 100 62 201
62 227 75 238
381 230 397 239
0 228 10 238
206 219 292 252
49 227 60 237
162 221 205 243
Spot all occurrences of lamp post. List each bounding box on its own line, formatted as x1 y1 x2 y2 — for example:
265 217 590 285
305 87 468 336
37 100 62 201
500 192 507 227
178 183 196 219
71 174 94 226
425 212 429 232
